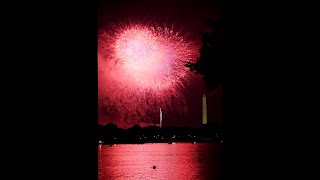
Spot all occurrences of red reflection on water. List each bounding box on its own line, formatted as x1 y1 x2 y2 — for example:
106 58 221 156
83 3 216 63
98 143 222 180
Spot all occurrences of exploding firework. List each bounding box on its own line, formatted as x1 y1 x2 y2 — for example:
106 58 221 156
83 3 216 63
98 21 199 127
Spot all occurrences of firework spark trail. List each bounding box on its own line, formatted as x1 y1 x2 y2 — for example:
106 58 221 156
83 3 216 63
98 21 199 126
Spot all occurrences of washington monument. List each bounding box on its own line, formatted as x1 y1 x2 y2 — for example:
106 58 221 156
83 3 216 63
160 108 162 128
202 93 207 125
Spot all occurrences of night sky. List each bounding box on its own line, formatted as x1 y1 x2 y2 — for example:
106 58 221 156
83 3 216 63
98 0 223 128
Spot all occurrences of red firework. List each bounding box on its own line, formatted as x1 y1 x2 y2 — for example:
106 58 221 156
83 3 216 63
98 21 199 127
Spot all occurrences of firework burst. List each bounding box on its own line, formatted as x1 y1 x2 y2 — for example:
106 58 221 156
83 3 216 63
98 20 199 126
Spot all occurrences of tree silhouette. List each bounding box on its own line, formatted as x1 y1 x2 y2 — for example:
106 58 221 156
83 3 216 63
104 122 118 131
185 19 224 91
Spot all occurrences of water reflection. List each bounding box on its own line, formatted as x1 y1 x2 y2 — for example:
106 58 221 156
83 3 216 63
98 143 222 180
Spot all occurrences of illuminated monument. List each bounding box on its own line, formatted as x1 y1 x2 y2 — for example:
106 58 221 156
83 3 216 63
160 108 162 128
202 94 207 125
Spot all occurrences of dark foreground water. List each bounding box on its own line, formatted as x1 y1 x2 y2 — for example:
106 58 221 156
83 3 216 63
98 143 223 180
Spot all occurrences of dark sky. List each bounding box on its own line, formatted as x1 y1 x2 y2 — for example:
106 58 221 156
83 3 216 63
98 0 223 128
98 0 222 33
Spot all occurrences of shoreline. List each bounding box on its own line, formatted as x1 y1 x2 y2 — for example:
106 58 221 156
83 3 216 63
98 141 223 145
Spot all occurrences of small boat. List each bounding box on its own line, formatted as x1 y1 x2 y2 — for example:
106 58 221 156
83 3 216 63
98 140 104 144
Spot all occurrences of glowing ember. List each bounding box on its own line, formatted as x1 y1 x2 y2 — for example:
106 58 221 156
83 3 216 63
98 21 199 126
